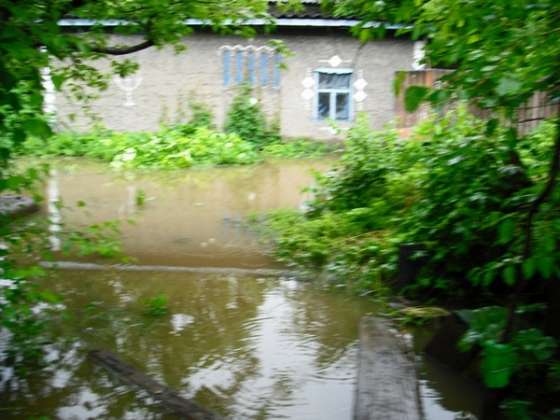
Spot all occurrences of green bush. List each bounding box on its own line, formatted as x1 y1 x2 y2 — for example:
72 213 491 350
173 99 215 136
107 127 260 169
261 138 340 158
258 107 559 298
224 84 280 149
21 126 261 169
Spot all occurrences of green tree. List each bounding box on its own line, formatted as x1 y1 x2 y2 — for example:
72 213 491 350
320 0 560 417
0 0 280 167
0 0 302 366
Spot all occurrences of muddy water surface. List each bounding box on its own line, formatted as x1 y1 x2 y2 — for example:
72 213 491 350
50 158 321 268
0 157 484 419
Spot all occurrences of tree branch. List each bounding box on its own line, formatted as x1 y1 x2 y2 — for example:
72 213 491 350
522 120 560 258
91 39 155 55
503 118 560 342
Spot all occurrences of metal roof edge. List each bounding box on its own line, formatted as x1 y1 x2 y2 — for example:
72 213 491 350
57 18 406 30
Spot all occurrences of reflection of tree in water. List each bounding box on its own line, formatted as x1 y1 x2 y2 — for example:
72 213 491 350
281 281 378 368
0 340 181 419
0 270 374 419
0 269 272 419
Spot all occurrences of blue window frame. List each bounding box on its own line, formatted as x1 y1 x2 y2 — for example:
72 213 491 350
223 51 231 85
235 52 244 84
260 54 269 86
248 52 255 85
221 48 281 87
273 53 281 87
314 68 353 122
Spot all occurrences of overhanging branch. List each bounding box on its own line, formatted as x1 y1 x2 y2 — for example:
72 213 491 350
503 117 560 343
91 39 155 55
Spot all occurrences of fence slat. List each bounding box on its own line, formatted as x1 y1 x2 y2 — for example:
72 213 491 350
395 70 560 136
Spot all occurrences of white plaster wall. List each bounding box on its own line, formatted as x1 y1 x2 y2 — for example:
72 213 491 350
55 32 415 140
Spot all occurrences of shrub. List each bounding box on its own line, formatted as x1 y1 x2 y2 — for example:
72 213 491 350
223 84 280 149
20 126 261 169
258 107 560 299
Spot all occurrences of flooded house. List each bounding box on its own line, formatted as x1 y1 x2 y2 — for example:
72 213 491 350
53 0 424 140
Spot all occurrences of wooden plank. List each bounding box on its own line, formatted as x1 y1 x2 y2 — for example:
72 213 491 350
88 349 226 420
354 317 423 420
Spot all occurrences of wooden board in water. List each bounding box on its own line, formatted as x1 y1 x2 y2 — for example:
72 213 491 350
354 317 423 420
88 348 225 420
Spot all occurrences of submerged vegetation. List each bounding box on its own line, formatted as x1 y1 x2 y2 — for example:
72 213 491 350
19 86 338 168
2 0 560 417
256 108 560 417
260 107 559 297
19 125 335 168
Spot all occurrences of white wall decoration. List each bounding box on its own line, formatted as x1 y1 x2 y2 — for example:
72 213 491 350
318 55 352 68
218 45 276 55
114 73 142 107
301 68 314 110
39 46 57 125
353 70 368 111
47 169 61 251
41 67 57 116
412 40 427 70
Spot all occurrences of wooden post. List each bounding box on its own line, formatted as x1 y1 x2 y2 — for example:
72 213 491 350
354 317 423 420
88 349 226 420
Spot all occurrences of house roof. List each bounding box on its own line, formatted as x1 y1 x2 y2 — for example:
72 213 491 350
58 1 404 30
268 0 328 19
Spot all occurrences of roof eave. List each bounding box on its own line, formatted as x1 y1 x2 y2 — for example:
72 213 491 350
57 18 406 30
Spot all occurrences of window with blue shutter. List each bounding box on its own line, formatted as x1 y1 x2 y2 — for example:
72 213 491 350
315 68 353 122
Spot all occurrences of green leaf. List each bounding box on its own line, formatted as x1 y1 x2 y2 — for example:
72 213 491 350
404 86 429 112
482 268 496 286
52 74 65 91
22 119 52 138
428 89 452 107
522 258 536 280
497 218 516 244
503 400 532 420
496 77 522 96
393 71 406 96
480 341 515 388
541 233 556 252
358 28 373 43
537 255 555 279
485 118 499 136
502 265 516 286
28 94 43 108
506 127 517 148
458 306 507 351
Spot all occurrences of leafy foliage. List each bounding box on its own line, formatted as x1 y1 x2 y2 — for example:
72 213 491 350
261 138 341 158
224 84 281 149
141 294 170 317
0 0 306 370
20 126 338 168
264 108 558 297
317 0 560 415
259 108 560 414
21 125 261 168
256 114 417 294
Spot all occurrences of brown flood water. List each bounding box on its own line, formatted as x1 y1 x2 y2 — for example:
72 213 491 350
0 157 484 419
49 157 320 269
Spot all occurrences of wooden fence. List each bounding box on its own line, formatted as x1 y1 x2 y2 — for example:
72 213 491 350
395 69 560 137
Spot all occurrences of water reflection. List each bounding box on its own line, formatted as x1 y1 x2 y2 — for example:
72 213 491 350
0 157 483 419
47 158 325 268
0 269 377 420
